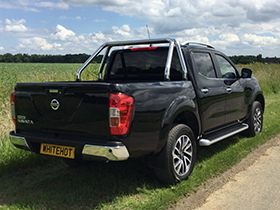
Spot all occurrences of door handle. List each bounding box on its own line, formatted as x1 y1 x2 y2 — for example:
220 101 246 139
226 87 232 92
201 88 209 93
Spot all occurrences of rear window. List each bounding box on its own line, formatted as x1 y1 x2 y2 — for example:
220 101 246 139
105 48 182 81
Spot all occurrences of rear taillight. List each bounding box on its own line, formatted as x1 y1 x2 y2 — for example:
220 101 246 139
109 93 134 135
11 91 16 125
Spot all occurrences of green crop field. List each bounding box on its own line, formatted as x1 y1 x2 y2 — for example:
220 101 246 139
0 62 280 209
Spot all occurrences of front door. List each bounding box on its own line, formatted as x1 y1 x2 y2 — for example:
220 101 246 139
214 54 247 123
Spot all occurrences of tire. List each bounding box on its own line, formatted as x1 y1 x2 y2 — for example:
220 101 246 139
246 101 263 137
63 158 83 168
154 124 197 184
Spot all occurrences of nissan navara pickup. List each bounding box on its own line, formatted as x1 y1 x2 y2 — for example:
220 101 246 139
10 38 264 184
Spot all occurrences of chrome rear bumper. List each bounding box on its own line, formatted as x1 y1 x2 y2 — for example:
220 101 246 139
82 144 129 161
9 131 130 161
10 133 31 151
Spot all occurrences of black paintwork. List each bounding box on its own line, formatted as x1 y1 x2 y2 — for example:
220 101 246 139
11 44 264 159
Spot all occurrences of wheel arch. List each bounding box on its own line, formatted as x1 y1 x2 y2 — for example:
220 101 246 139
255 93 265 111
160 96 200 135
155 98 200 155
246 91 265 120
172 111 200 139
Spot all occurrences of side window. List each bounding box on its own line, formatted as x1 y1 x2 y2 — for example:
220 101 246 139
192 52 216 78
215 54 237 78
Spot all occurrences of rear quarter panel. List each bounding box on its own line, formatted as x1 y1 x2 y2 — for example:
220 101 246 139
113 81 198 157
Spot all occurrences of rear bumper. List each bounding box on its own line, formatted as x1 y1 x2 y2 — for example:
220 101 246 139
9 130 129 161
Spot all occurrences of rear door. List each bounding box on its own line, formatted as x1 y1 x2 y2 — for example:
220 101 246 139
191 51 227 132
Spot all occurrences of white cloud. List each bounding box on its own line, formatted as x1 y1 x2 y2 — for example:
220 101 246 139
221 33 240 42
0 46 4 50
17 37 62 51
0 0 69 11
241 0 280 22
4 19 28 33
60 16 84 20
39 24 150 54
211 34 240 50
242 34 278 46
50 25 76 41
93 19 106 23
1 0 280 56
35 1 69 10
112 24 131 37
0 1 15 9
61 0 280 34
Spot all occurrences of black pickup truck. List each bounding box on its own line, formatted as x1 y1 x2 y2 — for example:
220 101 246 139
10 38 264 184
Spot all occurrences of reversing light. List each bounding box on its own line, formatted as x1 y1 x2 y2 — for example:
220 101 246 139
109 93 134 135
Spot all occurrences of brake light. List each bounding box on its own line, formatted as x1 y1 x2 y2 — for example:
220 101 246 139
109 93 134 135
11 91 16 125
130 46 158 51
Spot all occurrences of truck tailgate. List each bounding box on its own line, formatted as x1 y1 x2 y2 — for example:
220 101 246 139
14 82 111 140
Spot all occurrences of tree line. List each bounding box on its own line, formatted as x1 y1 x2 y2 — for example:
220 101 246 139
229 54 279 64
0 53 279 64
0 53 96 63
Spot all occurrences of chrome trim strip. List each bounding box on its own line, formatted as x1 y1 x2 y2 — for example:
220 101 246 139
182 41 215 49
164 40 174 80
199 124 249 146
82 144 130 161
174 39 188 79
98 46 112 80
9 132 31 151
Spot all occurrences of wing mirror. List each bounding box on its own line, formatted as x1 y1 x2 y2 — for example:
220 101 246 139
241 68 252 78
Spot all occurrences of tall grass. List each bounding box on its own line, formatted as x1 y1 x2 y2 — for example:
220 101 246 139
1 63 79 101
237 62 280 95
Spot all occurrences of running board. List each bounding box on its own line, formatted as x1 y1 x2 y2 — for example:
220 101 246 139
199 123 249 146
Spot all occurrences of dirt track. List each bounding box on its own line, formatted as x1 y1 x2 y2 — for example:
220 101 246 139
169 134 280 210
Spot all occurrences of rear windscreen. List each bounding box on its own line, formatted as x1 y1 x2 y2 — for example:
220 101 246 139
105 48 183 81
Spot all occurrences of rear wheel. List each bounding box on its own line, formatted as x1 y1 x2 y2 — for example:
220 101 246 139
154 124 196 184
246 101 263 137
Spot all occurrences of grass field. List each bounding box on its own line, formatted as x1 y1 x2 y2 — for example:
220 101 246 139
0 62 280 209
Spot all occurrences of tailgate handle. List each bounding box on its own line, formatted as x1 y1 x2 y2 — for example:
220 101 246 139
48 89 64 95
49 89 59 93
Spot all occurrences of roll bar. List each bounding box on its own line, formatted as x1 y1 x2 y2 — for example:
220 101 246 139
76 38 188 81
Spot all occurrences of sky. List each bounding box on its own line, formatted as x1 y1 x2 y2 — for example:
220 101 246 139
0 0 280 57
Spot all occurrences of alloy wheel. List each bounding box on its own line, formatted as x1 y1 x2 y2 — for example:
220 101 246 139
253 107 262 134
172 134 193 177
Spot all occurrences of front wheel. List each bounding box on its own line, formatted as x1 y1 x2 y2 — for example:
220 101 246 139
246 101 263 137
154 124 197 184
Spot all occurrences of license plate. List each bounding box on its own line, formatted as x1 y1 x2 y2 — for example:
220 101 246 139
40 143 75 159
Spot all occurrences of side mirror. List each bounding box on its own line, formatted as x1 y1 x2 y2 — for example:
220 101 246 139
241 68 252 78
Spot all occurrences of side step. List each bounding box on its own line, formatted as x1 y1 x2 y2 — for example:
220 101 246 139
199 123 249 146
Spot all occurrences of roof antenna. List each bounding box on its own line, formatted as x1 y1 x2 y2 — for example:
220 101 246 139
146 25 151 39
146 25 152 47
